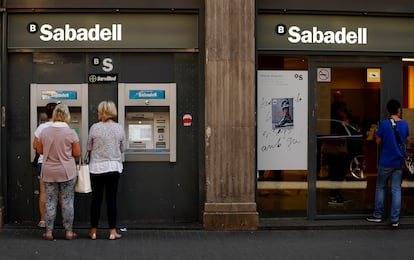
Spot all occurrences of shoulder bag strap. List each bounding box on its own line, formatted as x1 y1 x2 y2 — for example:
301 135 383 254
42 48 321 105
390 118 406 158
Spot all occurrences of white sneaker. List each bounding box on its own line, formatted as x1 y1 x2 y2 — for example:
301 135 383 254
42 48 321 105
366 216 382 223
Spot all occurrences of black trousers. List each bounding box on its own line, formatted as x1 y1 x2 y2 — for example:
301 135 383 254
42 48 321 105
326 153 348 198
90 172 120 229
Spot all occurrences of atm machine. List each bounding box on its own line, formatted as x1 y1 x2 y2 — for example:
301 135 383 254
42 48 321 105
118 83 176 162
30 83 88 161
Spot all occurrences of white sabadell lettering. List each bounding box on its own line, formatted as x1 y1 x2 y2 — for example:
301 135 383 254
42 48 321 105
139 92 158 97
287 26 367 45
39 24 122 42
112 24 122 41
51 93 69 98
97 76 117 81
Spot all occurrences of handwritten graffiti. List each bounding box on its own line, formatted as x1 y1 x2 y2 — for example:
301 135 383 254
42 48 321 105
257 70 308 170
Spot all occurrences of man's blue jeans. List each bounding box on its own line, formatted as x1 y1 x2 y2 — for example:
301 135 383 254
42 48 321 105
373 166 403 222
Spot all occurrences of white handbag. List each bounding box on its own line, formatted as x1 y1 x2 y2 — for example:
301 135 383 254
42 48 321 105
75 152 92 193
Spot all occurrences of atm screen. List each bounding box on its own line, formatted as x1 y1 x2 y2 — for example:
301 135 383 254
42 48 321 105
128 124 153 148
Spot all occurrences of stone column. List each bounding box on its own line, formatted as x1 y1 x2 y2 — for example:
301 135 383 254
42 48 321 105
203 0 258 230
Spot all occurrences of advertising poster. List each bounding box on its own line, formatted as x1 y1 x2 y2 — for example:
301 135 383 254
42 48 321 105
272 97 294 129
257 70 308 170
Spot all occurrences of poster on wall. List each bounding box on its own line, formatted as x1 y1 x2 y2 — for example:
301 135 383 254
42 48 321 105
257 70 308 170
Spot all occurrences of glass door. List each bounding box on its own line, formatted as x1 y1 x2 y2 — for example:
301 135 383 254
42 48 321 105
401 59 414 217
315 66 380 215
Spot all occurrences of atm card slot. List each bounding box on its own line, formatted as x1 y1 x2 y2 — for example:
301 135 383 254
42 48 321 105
156 142 166 148
129 142 146 149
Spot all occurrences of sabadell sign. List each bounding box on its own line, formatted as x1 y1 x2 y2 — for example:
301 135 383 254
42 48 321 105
8 13 198 49
278 25 367 45
28 23 123 42
257 14 414 52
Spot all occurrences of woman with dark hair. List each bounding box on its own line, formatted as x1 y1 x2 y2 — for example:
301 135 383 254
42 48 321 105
32 102 58 228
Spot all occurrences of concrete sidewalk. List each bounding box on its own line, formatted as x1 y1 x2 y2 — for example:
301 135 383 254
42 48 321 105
0 224 413 260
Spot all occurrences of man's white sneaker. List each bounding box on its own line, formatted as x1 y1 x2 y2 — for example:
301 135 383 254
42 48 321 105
366 216 382 223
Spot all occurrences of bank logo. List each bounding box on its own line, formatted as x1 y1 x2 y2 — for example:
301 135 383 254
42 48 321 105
88 74 118 84
275 24 367 45
27 22 122 42
41 90 77 100
129 90 166 100
88 74 97 83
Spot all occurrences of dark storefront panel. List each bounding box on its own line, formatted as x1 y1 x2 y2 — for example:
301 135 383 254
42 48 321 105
8 14 198 50
6 51 200 226
6 0 201 9
7 53 87 223
3 4 201 227
257 0 414 13
7 54 36 223
257 14 414 53
114 52 200 224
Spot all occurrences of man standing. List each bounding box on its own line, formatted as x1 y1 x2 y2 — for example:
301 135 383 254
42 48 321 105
331 90 351 125
327 90 352 205
366 99 409 228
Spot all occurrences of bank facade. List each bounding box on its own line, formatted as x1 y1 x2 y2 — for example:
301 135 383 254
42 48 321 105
1 0 414 230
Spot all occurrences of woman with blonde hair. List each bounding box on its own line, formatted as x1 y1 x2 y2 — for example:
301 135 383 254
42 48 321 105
87 100 126 240
37 103 80 240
